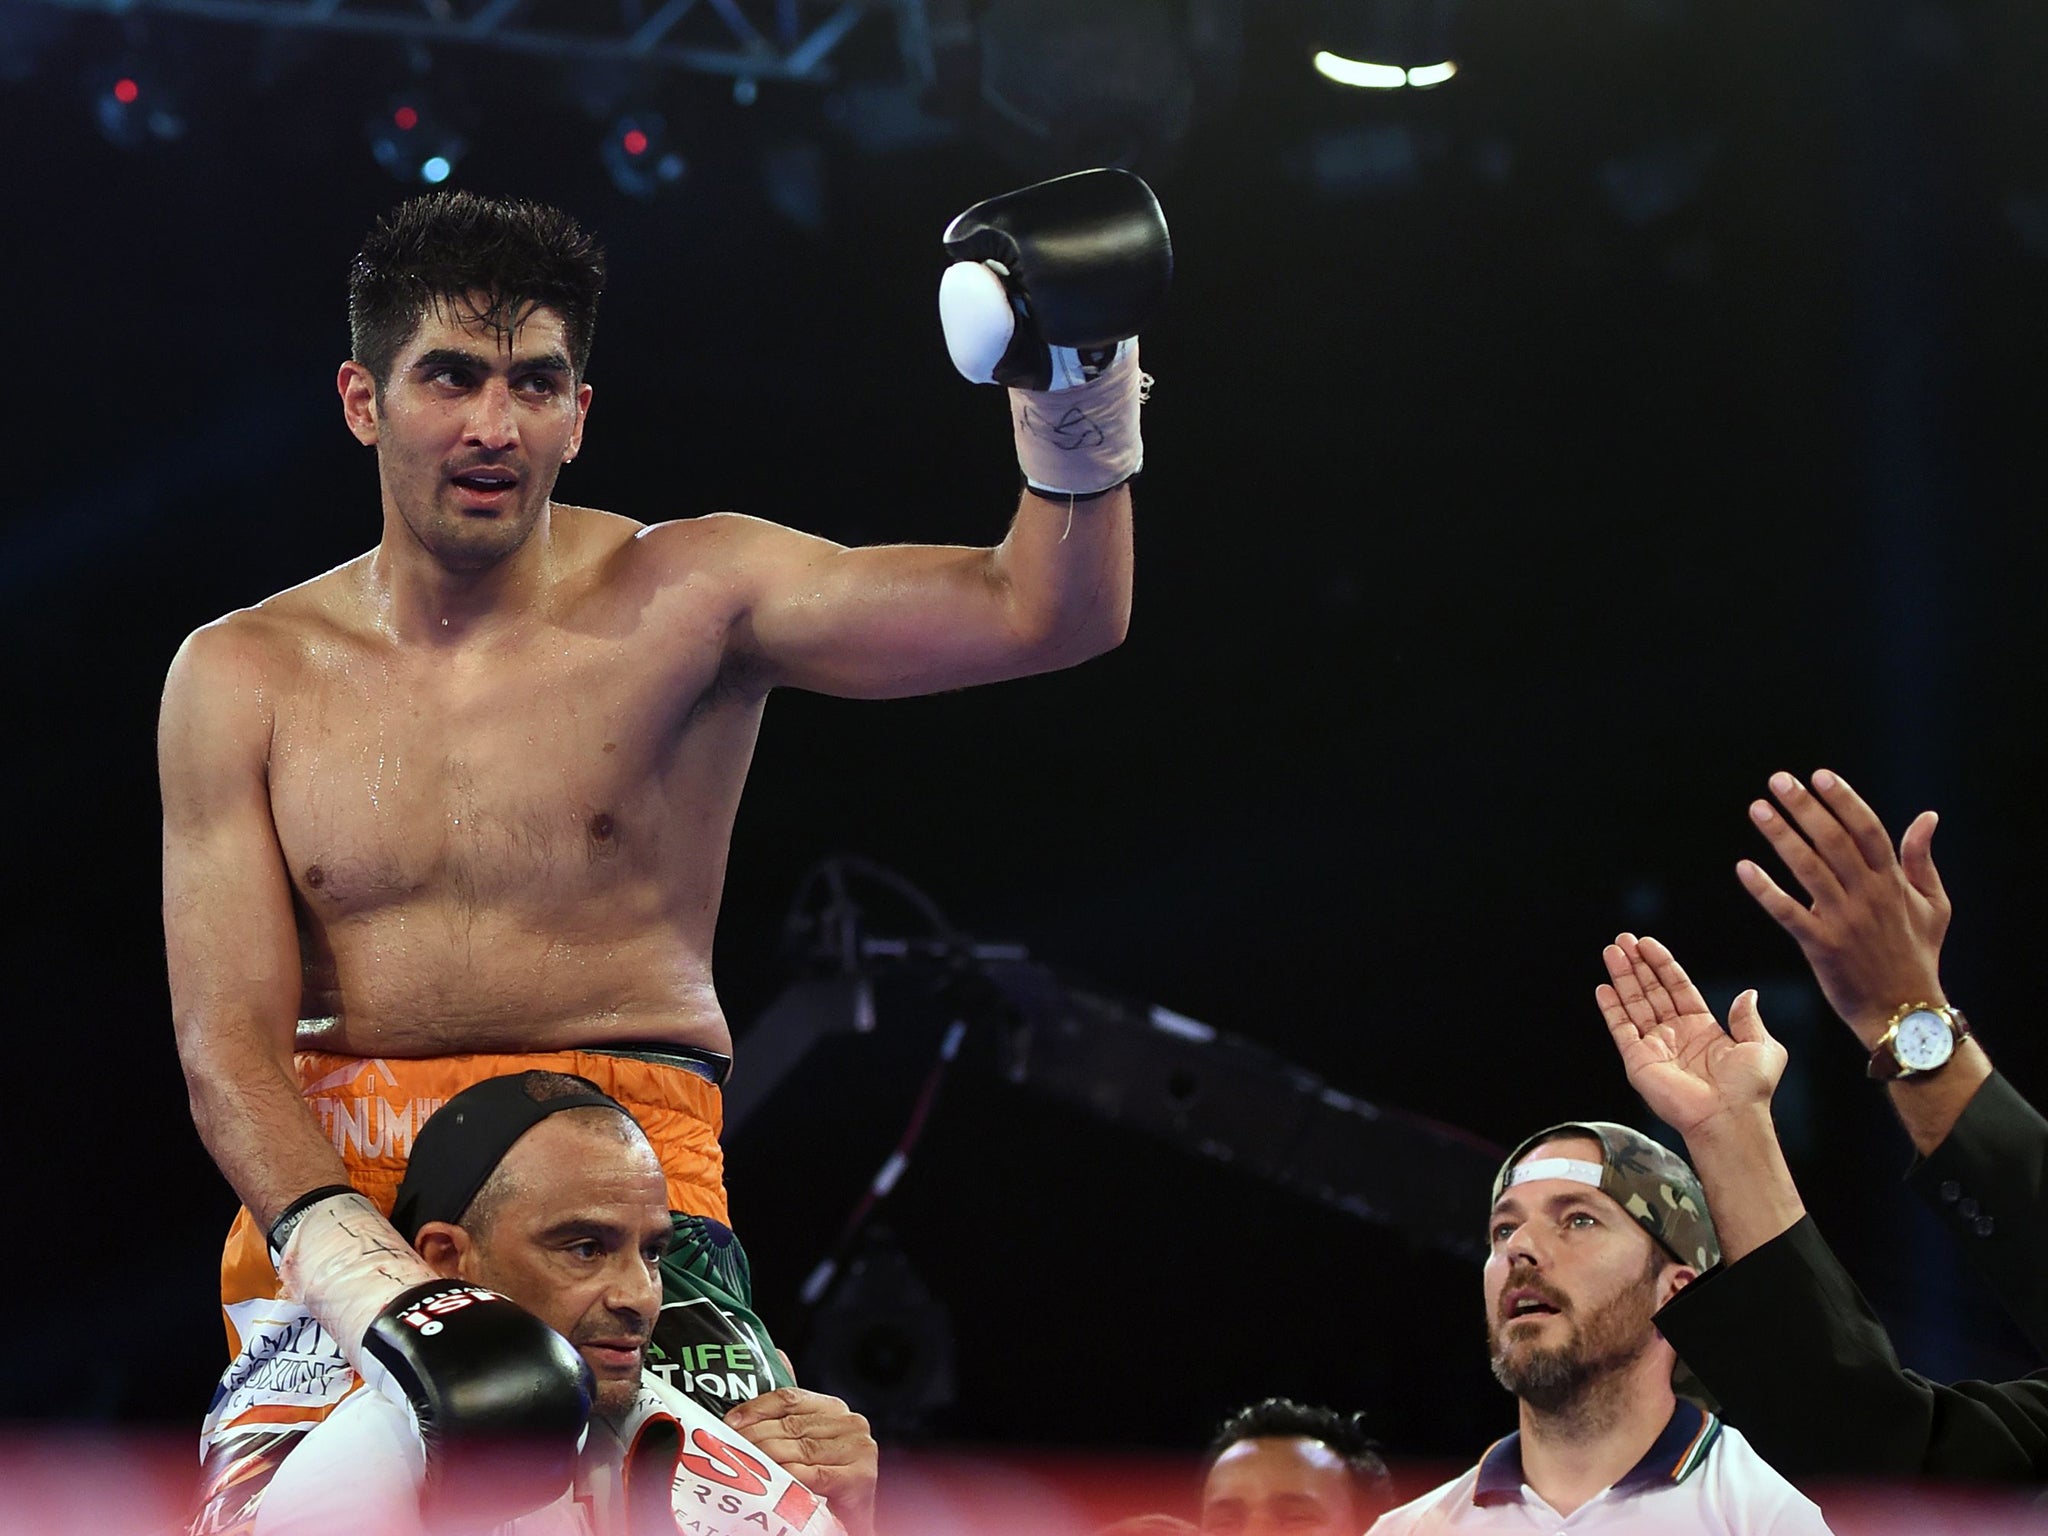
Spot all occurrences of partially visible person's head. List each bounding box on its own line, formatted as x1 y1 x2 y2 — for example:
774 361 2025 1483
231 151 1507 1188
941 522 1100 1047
348 192 607 390
1483 1121 1716 1416
1199 1398 1391 1535
395 1071 669 1417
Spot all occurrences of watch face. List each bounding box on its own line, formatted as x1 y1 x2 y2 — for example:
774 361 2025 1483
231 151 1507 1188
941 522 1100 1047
1894 1009 1955 1072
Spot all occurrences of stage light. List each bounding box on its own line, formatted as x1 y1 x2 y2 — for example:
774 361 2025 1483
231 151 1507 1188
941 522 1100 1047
91 60 186 148
367 92 466 185
803 1232 955 1437
601 113 686 198
1313 51 1457 89
1313 52 1406 89
1308 0 1461 88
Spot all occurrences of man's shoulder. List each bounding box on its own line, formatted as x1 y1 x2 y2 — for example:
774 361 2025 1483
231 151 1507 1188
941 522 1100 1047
591 507 831 617
605 507 803 562
1699 1419 1813 1496
567 503 739 579
1367 1461 1483 1533
1686 1419 1830 1532
173 557 371 679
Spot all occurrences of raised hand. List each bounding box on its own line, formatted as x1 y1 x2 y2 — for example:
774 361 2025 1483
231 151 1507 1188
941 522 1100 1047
1598 934 1787 1137
1737 769 1949 1047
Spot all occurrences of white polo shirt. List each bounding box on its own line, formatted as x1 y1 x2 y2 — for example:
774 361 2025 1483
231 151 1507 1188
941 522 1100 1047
1368 1401 1832 1535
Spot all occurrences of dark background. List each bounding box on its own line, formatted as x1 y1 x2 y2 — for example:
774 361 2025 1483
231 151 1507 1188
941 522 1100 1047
6 0 2048 1475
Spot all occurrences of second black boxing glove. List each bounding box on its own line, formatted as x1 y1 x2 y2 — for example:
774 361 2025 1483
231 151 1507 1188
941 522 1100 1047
363 1279 594 1530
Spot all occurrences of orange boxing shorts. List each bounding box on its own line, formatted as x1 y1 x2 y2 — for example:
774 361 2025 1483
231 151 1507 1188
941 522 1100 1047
217 1043 730 1353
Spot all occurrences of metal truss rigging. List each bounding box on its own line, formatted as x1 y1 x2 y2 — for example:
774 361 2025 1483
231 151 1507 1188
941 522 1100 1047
22 0 910 82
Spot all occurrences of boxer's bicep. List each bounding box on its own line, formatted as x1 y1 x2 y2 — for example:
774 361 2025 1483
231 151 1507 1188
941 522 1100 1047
711 506 1114 699
161 623 297 1039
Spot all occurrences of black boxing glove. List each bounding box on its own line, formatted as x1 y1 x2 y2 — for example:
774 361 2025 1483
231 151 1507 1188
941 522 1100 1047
941 167 1171 385
363 1279 594 1529
939 168 1171 496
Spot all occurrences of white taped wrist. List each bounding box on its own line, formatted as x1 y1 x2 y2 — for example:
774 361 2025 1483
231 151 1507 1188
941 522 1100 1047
1010 340 1148 497
277 1190 438 1374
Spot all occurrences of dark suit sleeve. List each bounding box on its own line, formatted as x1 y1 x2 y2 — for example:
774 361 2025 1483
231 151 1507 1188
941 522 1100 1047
1905 1072 2048 1361
1655 1216 2048 1481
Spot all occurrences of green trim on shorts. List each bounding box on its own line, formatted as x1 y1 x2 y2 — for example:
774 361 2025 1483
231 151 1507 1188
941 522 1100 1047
647 1214 793 1412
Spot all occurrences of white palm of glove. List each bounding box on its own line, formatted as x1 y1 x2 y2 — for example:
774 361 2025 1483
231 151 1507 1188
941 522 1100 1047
937 260 1129 388
939 259 1145 497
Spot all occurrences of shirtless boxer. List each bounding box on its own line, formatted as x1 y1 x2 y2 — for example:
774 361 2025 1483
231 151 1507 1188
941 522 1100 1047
163 180 1167 1477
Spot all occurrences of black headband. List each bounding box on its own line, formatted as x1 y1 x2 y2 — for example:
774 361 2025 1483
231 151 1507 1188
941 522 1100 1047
391 1071 632 1243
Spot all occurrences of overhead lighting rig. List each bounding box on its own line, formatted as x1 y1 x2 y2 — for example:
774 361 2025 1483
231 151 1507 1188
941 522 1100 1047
368 89 467 184
89 56 187 147
27 0 895 85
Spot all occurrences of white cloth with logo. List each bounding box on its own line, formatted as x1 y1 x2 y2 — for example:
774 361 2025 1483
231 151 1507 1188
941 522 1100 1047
251 1368 843 1536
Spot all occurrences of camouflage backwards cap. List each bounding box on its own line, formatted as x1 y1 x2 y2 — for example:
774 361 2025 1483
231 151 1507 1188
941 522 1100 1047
1492 1121 1720 1274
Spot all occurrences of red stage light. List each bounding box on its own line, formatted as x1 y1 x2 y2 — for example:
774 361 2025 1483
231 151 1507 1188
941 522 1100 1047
113 78 140 104
623 129 650 156
394 105 419 130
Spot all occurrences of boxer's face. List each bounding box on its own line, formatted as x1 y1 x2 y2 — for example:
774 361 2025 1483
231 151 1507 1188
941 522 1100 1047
1199 1436 1358 1536
1483 1136 1685 1411
340 294 592 574
463 1112 669 1417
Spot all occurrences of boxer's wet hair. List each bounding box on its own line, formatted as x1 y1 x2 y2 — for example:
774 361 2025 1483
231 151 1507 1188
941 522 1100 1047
349 190 607 390
391 1070 640 1243
1205 1398 1392 1510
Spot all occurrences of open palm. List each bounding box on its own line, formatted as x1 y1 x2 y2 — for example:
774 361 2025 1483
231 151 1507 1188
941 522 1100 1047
1598 934 1786 1136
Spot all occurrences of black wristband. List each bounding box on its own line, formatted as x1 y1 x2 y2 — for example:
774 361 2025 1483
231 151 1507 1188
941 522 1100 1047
267 1183 360 1262
1021 474 1133 504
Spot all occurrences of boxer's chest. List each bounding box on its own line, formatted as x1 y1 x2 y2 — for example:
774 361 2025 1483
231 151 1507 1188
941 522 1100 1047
268 618 726 917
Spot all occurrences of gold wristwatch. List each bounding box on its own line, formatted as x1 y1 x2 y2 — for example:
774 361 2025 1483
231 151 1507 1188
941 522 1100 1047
1866 1001 1969 1081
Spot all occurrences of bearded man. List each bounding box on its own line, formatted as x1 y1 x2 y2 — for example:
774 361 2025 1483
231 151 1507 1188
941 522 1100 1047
1369 1122 1828 1534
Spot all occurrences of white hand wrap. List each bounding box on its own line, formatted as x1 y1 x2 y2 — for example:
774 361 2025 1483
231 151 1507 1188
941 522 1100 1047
1011 340 1148 497
277 1190 439 1378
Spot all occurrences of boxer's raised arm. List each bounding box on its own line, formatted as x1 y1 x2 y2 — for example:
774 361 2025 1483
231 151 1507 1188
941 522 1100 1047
161 620 350 1228
686 170 1162 699
704 490 1133 699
